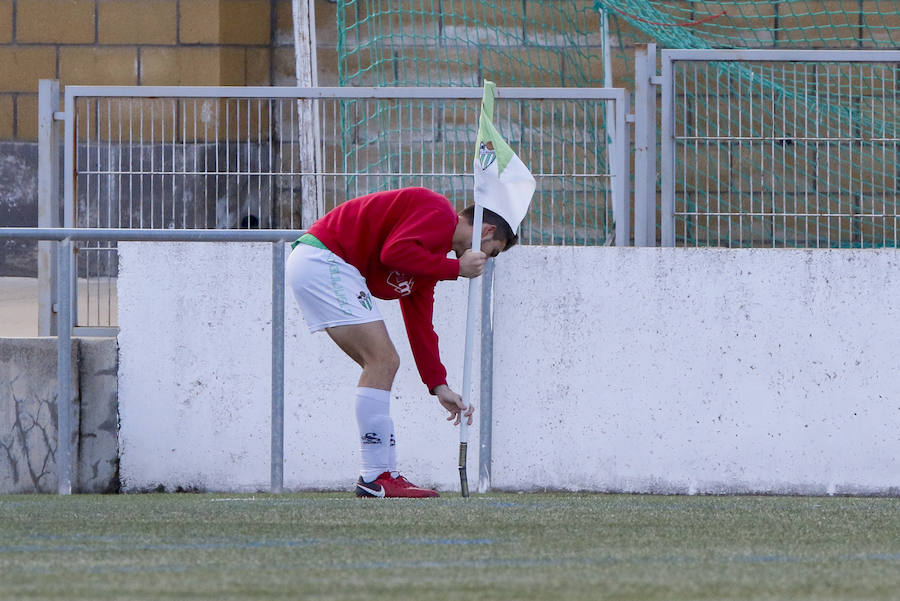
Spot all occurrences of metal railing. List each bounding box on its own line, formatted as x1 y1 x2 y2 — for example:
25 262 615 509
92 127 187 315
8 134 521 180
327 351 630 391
1 226 504 496
2 227 298 495
40 85 630 331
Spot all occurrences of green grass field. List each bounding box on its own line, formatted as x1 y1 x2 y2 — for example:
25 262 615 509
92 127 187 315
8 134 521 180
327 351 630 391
1 492 899 600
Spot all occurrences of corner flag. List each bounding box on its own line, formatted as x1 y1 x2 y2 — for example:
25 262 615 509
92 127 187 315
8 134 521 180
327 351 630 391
473 81 536 234
459 81 537 499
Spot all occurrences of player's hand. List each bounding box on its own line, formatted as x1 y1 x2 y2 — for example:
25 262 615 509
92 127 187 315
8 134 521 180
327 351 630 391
458 250 487 279
432 384 474 426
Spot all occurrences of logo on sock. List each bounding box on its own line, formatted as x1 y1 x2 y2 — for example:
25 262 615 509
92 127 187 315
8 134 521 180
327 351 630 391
361 432 381 445
390 434 395 447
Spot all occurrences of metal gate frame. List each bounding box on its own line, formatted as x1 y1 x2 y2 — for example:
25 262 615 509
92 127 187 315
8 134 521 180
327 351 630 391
655 49 900 247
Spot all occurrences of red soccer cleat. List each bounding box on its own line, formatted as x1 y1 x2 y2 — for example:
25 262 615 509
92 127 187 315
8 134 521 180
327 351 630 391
391 474 439 496
355 472 439 498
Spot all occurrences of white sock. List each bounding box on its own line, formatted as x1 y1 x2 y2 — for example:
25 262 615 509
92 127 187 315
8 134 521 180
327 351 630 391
355 387 393 482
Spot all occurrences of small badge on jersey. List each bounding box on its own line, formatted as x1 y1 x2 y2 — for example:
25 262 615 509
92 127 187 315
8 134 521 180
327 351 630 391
387 272 414 296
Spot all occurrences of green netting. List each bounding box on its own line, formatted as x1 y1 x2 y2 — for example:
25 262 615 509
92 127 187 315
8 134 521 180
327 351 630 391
338 0 606 87
600 1 900 51
336 0 613 245
336 0 900 247
597 0 900 247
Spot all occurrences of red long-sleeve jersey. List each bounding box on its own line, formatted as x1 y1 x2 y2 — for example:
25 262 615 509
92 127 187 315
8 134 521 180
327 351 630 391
307 187 461 391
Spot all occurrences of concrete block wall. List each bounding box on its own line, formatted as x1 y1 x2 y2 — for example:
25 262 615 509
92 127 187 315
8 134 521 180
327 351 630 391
0 0 339 274
0 141 38 276
0 337 119 493
0 0 346 143
0 338 77 493
76 337 120 492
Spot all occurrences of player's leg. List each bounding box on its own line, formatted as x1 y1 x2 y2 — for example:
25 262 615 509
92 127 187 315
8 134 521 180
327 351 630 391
326 321 398 488
324 322 400 473
286 244 436 497
326 322 436 497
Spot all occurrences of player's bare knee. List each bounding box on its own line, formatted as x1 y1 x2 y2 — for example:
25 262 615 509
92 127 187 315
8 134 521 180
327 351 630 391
358 347 399 383
379 350 400 380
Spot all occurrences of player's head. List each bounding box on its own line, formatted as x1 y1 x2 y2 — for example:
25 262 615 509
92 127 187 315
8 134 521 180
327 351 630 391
460 205 518 253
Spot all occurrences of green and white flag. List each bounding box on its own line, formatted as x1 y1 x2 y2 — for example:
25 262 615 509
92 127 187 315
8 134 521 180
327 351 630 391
474 81 536 235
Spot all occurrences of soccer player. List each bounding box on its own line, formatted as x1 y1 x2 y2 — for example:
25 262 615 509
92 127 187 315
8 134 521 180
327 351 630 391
286 186 518 498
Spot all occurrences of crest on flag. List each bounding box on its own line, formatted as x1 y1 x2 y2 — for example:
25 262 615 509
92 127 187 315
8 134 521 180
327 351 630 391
478 141 496 171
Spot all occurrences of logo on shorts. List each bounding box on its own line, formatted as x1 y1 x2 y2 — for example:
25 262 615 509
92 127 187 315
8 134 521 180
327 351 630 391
327 254 353 316
357 291 373 311
387 272 414 296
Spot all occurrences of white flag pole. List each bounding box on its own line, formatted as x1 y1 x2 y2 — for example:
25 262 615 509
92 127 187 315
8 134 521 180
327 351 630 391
458 201 483 499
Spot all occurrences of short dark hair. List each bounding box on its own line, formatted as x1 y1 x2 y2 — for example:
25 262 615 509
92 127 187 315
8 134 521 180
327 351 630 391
460 205 518 251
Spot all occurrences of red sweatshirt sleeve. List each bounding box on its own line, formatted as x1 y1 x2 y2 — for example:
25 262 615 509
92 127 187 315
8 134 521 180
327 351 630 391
379 206 460 282
399 284 448 392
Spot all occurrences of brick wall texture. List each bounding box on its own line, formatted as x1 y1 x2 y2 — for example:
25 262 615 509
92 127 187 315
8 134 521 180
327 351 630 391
0 0 319 141
2 1 896 142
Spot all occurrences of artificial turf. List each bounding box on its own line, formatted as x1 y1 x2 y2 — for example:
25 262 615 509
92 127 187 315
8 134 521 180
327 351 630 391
1 492 898 600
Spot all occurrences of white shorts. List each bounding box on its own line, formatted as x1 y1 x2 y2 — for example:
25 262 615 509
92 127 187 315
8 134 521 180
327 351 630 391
286 242 383 333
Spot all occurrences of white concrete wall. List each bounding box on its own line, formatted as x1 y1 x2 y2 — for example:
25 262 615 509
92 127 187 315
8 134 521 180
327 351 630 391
118 243 900 494
117 242 475 492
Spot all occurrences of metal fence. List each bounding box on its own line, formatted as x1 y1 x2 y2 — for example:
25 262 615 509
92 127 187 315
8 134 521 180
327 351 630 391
657 49 900 248
42 85 629 330
35 52 900 331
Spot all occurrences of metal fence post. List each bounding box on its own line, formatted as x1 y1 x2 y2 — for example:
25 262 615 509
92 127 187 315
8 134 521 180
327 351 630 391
660 51 676 247
271 242 286 493
56 237 73 495
634 45 657 247
62 86 79 326
38 80 60 335
614 91 631 246
477 258 494 493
